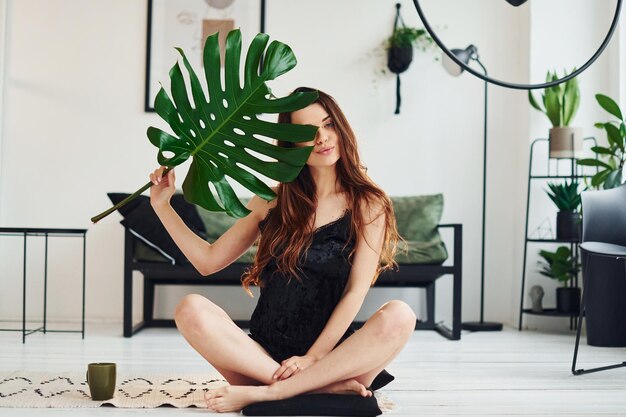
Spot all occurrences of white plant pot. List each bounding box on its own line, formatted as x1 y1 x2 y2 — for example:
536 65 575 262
549 127 583 159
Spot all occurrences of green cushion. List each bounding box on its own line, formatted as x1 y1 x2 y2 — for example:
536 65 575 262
196 197 257 263
391 195 448 264
135 195 448 265
196 198 251 240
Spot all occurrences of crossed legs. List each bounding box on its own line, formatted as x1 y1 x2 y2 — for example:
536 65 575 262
174 294 416 412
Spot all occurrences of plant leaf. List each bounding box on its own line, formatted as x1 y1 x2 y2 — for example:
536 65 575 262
590 169 610 188
604 123 622 150
603 168 624 189
92 30 319 223
596 93 623 120
576 158 612 169
590 146 614 155
562 75 579 126
544 85 561 126
528 91 544 113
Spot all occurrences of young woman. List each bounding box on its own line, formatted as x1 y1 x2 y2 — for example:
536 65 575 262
149 87 416 413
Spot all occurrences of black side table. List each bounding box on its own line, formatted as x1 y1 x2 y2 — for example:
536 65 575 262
0 227 87 343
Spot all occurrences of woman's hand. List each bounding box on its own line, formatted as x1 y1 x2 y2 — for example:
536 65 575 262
273 355 317 381
149 166 175 210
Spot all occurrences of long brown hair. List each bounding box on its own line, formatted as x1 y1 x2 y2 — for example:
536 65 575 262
242 87 399 295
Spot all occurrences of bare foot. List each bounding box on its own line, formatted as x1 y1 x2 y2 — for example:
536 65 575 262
315 379 372 397
205 385 274 413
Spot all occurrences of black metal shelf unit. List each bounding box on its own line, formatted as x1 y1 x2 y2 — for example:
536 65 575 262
518 137 597 329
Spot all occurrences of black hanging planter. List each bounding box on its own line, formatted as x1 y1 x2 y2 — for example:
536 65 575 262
556 211 581 241
387 3 413 115
387 46 413 74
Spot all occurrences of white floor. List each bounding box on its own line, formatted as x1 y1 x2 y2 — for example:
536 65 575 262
1 323 626 416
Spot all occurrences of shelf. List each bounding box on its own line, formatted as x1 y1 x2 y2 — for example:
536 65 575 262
530 175 593 180
522 308 579 317
526 238 580 243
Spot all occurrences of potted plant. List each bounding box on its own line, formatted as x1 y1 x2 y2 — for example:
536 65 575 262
538 246 581 313
529 70 582 159
384 4 436 115
577 94 626 190
545 180 581 240
386 27 434 74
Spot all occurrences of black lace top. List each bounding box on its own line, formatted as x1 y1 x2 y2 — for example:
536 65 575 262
248 209 356 362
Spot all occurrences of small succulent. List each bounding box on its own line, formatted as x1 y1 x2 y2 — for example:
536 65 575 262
545 180 581 212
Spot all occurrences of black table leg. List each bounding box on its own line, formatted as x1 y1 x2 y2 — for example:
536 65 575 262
22 233 27 344
44 234 48 334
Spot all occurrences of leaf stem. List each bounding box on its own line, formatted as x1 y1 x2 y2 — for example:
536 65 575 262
91 167 172 224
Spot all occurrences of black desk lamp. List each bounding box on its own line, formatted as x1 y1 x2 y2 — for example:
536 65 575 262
443 45 503 332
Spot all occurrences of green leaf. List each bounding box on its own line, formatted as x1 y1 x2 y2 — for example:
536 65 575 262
544 87 561 126
92 30 319 223
590 169 610 188
576 158 612 169
603 168 623 189
562 76 580 126
590 146 614 155
596 94 623 120
528 91 544 113
604 123 623 150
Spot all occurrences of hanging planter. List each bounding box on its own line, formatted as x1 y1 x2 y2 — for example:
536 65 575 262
385 3 433 115
387 45 413 74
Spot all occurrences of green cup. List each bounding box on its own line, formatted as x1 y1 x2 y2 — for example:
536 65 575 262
86 363 116 401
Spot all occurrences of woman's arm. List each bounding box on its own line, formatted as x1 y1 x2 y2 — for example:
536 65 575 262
306 202 387 360
149 167 273 276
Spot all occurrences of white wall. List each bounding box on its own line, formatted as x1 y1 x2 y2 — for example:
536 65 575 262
0 0 618 334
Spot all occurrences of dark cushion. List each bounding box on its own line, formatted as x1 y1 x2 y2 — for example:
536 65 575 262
108 192 206 265
242 393 382 416
369 369 394 391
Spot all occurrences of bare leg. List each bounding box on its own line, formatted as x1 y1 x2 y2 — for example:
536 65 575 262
205 300 416 412
174 294 279 385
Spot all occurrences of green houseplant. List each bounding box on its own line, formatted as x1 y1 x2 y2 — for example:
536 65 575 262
385 27 435 73
529 69 582 159
92 29 319 223
384 23 435 114
545 180 582 240
538 246 581 313
577 94 626 190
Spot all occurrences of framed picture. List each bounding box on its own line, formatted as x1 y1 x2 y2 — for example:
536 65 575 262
145 0 266 112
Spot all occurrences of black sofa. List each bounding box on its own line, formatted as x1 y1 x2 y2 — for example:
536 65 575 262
111 193 463 340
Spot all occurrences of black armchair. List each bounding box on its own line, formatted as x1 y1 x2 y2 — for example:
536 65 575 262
572 183 626 375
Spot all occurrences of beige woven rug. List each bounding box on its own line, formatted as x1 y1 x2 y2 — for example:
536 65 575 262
0 371 227 408
0 371 395 411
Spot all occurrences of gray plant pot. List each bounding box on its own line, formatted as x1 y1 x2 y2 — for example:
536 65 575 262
549 127 583 159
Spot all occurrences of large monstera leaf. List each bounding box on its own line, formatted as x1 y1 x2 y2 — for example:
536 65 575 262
92 30 318 223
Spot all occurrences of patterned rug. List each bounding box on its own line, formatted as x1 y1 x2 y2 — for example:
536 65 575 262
0 371 228 408
0 371 395 411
